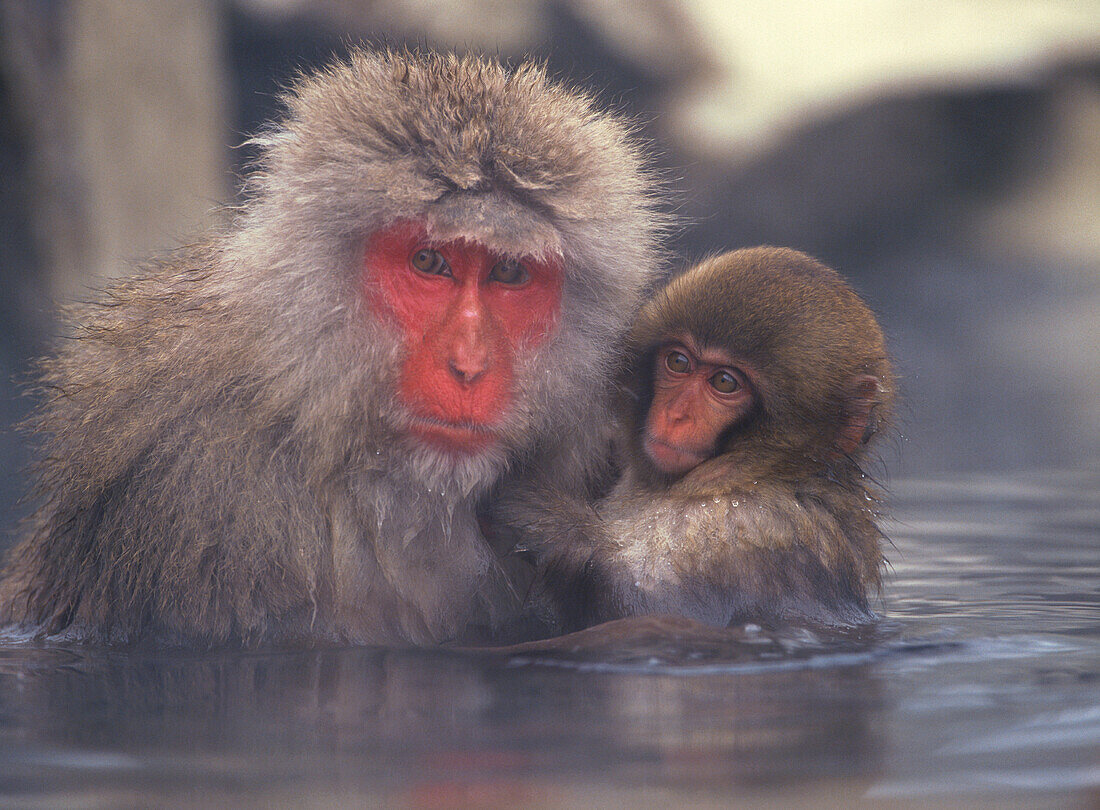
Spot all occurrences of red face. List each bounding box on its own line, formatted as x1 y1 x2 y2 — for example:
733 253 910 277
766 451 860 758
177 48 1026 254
644 338 755 476
364 221 563 454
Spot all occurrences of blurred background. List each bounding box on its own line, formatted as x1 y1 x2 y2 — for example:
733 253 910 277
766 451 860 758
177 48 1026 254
1 0 1098 543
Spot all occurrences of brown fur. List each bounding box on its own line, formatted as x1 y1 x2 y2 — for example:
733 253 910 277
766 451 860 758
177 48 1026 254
497 247 895 632
0 49 663 646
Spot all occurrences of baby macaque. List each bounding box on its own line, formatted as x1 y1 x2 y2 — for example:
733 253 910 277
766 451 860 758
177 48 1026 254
496 247 895 632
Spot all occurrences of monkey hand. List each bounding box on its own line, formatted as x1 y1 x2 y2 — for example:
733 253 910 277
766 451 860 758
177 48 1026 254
487 486 617 632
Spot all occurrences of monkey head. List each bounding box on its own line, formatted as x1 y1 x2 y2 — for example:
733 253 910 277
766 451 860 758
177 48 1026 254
624 247 894 483
229 50 661 493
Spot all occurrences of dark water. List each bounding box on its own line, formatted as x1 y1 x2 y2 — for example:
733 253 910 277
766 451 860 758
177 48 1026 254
0 471 1096 808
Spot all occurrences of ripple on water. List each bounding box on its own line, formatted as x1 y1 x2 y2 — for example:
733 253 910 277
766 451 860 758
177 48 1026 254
0 470 1096 807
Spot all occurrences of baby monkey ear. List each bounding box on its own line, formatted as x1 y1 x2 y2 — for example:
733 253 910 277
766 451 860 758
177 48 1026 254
836 374 882 457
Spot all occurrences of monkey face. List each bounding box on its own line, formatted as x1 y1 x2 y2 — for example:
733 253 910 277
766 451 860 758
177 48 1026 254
643 337 756 476
363 220 563 455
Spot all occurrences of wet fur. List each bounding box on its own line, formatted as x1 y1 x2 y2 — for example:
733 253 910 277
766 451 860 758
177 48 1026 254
0 50 663 646
497 248 895 632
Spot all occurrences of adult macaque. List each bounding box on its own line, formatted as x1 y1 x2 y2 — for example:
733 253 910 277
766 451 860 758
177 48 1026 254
497 247 895 632
0 50 661 646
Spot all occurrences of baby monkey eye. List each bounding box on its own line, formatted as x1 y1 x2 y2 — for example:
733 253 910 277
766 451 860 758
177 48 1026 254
709 370 741 394
665 351 691 373
489 260 529 286
410 248 449 276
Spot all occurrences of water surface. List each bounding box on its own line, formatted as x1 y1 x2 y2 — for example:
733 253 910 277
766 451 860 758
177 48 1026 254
0 470 1096 808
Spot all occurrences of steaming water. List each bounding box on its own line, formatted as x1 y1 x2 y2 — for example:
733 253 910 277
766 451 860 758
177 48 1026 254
0 470 1096 808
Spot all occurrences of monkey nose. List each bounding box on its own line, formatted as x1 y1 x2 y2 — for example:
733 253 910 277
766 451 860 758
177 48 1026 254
446 315 491 384
448 361 484 384
448 349 489 384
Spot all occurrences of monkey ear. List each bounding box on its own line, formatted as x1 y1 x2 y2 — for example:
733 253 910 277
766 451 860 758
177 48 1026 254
836 374 881 456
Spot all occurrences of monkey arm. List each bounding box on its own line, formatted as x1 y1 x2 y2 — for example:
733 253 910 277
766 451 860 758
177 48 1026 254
490 473 884 633
488 485 633 633
595 480 883 628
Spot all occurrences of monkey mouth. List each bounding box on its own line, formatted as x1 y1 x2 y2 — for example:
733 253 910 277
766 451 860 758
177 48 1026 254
407 413 501 453
643 433 709 476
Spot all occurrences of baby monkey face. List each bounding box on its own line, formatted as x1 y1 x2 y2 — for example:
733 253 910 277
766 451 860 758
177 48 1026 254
643 336 755 476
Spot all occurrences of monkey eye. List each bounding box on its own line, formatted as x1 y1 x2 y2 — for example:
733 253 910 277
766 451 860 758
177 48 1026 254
410 248 450 276
709 369 741 394
665 351 691 374
489 260 529 286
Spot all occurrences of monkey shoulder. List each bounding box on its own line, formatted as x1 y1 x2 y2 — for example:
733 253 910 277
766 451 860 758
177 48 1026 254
4 259 339 645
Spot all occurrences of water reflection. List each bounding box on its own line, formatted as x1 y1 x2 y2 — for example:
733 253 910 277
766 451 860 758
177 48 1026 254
0 470 1097 807
0 640 884 803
